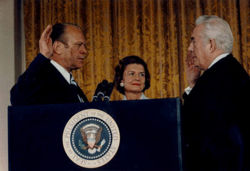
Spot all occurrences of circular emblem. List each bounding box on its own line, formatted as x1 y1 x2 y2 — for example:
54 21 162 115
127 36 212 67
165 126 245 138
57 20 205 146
62 109 120 168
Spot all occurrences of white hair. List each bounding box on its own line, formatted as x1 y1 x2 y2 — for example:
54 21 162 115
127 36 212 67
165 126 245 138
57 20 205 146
196 15 234 53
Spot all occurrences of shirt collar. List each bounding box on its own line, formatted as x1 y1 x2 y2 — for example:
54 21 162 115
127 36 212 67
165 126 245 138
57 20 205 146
208 53 229 69
50 60 71 84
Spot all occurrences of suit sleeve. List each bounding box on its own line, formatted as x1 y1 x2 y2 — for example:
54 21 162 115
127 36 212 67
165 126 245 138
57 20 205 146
10 54 50 105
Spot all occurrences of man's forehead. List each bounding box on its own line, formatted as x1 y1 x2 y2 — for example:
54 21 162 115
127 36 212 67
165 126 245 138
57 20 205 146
65 25 83 34
65 24 82 31
191 24 204 39
65 26 85 41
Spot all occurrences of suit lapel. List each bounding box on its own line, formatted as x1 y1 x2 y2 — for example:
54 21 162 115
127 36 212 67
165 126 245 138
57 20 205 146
47 60 89 103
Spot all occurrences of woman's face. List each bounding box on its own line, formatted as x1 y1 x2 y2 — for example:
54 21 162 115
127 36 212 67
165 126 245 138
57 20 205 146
121 63 146 94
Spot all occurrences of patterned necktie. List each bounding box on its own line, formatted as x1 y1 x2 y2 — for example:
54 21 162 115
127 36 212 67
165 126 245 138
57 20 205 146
70 74 84 102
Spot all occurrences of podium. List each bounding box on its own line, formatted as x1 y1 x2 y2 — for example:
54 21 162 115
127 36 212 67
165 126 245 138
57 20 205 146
8 98 182 171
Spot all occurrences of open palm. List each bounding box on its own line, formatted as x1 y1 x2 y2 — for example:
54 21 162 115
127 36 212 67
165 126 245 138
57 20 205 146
39 25 53 58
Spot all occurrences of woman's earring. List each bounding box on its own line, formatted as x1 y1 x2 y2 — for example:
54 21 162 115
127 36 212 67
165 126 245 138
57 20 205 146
120 82 124 87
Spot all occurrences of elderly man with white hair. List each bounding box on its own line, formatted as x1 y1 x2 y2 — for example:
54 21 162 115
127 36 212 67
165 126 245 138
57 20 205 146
182 15 250 171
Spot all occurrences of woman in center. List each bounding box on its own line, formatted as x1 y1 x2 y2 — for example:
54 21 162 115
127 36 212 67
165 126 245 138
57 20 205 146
114 55 150 100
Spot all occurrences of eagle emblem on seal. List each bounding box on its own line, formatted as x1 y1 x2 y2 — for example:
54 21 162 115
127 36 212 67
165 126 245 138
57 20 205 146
79 123 106 154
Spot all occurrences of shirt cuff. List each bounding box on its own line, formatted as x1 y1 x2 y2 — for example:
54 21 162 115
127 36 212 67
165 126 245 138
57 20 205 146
184 86 192 95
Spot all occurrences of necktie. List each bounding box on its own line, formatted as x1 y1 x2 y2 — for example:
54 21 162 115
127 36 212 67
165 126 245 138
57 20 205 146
70 74 84 102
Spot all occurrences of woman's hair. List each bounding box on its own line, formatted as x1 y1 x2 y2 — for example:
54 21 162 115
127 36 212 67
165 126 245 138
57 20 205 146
114 55 150 95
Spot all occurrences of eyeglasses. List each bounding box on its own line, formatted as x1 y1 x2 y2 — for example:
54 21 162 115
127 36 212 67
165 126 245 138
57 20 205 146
72 42 87 50
58 40 86 50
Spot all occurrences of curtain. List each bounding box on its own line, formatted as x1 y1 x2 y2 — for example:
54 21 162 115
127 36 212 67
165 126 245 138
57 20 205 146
23 0 250 101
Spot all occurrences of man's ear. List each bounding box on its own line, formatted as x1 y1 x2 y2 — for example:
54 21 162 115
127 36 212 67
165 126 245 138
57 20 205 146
53 41 64 54
209 39 216 53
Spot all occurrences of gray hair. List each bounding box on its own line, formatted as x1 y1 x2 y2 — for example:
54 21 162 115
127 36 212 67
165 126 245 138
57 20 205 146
196 15 233 53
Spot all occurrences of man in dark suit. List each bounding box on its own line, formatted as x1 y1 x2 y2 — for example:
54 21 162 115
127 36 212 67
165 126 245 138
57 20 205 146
182 15 250 171
11 23 88 105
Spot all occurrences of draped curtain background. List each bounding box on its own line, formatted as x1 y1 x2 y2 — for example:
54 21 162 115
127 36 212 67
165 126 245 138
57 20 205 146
23 0 250 101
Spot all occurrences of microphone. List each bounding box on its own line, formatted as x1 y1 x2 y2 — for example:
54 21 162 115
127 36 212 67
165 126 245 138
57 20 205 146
92 80 107 102
103 82 113 102
92 80 113 102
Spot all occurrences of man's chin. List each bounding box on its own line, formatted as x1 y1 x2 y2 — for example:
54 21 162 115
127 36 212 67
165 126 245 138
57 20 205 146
71 66 82 71
77 62 84 68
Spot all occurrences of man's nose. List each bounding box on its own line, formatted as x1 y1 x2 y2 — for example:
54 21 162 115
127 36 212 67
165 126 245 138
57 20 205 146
80 45 88 54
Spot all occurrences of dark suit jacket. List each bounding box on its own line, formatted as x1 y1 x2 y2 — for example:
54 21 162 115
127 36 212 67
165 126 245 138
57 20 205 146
182 54 250 171
11 54 88 105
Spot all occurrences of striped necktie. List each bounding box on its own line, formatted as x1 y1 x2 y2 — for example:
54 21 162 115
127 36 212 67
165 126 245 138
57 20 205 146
70 74 84 102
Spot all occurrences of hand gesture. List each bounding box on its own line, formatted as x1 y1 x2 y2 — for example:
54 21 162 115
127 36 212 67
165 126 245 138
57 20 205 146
185 51 201 88
39 25 53 58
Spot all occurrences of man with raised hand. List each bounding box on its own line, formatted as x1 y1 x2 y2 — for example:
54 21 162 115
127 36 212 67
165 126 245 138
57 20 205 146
182 15 250 171
11 23 89 105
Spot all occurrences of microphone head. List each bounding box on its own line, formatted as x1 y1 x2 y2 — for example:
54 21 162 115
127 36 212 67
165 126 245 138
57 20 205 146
102 80 108 85
103 82 114 102
92 80 114 102
106 82 114 97
94 80 106 95
93 80 112 101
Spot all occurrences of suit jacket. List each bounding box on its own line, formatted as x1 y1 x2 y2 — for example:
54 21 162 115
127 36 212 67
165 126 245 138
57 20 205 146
182 54 250 171
11 54 88 105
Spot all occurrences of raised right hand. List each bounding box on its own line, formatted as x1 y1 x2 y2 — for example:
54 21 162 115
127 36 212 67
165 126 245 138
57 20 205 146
39 25 53 58
185 51 201 88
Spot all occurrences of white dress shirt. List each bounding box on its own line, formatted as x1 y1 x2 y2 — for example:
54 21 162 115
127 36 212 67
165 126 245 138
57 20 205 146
50 60 84 102
50 60 71 84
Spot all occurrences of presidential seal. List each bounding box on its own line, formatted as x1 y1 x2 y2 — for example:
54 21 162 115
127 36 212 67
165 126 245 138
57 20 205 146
62 109 120 168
